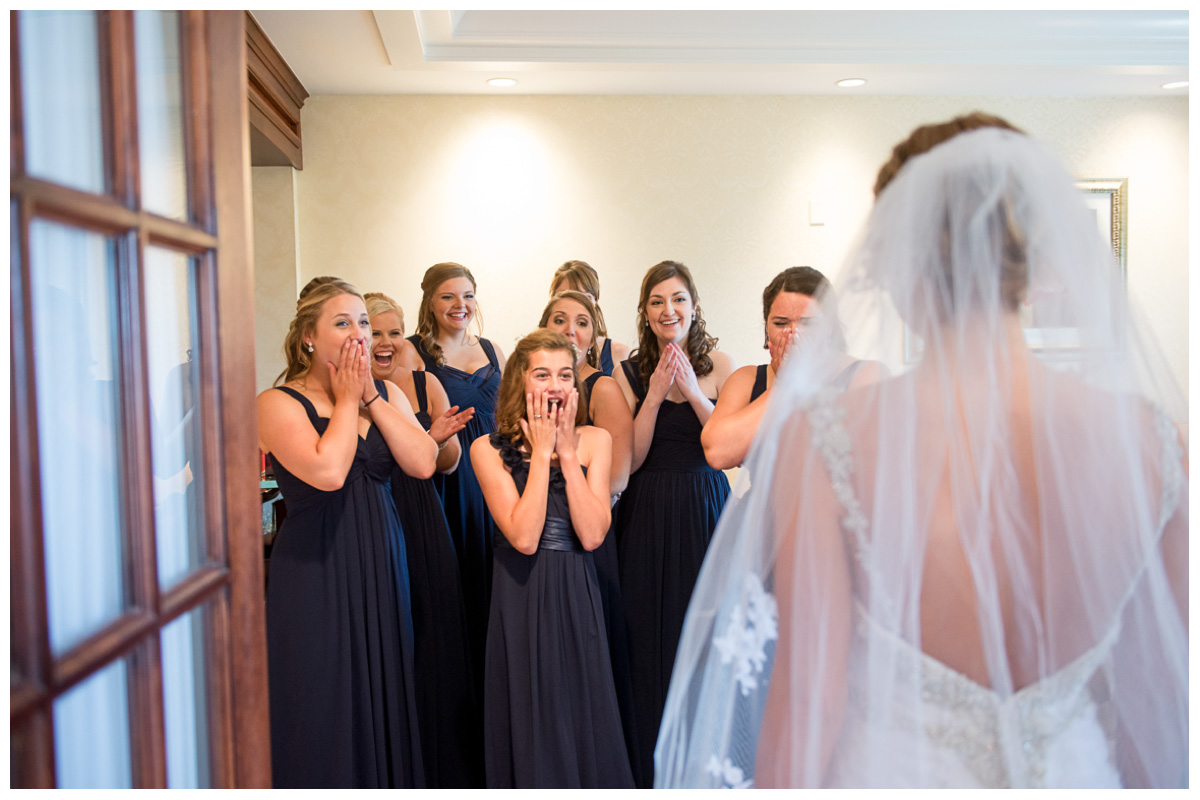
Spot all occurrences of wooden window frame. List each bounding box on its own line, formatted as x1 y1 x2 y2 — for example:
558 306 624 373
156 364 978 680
10 10 269 788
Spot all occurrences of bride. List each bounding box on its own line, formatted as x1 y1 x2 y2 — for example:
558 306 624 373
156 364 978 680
654 114 1188 788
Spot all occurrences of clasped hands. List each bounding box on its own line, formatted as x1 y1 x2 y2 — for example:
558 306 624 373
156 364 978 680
648 342 702 403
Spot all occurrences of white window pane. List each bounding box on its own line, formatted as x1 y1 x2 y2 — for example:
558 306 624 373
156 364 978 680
162 605 212 788
135 10 189 220
19 10 105 193
145 248 207 587
54 658 132 789
30 220 127 655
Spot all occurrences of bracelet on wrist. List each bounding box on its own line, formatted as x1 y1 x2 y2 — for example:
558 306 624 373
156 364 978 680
436 438 450 451
364 393 381 408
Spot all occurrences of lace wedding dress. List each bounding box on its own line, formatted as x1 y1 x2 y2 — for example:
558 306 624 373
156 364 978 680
655 128 1188 789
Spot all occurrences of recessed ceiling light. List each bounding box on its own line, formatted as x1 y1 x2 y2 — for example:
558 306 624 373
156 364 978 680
837 78 867 88
487 78 518 88
1161 81 1189 90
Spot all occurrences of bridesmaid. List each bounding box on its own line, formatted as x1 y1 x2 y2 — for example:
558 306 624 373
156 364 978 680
702 266 887 469
365 291 484 788
258 277 435 787
538 290 640 778
399 262 505 702
472 329 634 789
550 260 632 376
611 260 736 788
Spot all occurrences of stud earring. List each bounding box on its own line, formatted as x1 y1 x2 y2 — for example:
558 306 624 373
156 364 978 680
305 341 314 353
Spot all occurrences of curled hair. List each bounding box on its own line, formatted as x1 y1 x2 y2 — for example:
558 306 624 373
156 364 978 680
634 260 717 388
275 276 364 385
874 112 1024 197
363 291 404 333
538 290 601 370
761 266 846 350
414 262 482 367
494 329 586 451
549 260 608 339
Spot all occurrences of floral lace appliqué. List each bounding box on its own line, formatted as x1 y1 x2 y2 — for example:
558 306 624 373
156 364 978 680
705 755 752 789
712 573 778 697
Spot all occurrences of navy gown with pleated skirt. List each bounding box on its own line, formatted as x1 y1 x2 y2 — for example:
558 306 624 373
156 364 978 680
482 433 635 789
407 335 500 708
265 381 423 788
615 358 730 788
581 370 641 783
386 375 483 787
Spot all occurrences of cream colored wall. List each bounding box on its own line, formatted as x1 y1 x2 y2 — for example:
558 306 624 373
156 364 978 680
254 95 1188 412
252 166 301 393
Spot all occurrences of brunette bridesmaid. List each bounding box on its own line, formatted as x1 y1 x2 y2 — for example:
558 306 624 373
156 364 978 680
611 260 736 787
702 266 887 469
399 262 505 703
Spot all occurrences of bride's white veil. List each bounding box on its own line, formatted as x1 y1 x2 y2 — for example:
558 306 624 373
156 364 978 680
655 124 1187 788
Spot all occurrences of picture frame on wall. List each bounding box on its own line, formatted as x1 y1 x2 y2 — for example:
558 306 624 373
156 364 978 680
903 177 1129 363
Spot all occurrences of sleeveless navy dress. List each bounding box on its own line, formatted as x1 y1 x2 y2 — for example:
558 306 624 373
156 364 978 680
615 358 731 788
406 335 500 703
598 338 615 376
482 433 635 789
750 363 769 402
265 381 423 788
581 371 641 782
388 374 483 787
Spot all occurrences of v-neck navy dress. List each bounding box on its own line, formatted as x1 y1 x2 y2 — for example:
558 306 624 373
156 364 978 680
265 380 423 788
407 335 501 704
615 358 730 788
387 374 483 787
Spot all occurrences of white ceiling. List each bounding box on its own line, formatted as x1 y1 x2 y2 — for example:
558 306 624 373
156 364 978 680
249 10 1189 97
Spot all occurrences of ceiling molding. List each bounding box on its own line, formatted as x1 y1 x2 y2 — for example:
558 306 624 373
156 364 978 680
250 10 1190 97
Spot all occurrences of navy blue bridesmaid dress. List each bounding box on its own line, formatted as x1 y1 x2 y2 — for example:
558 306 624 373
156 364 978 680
406 335 500 704
482 433 635 789
387 375 483 787
615 358 730 788
581 370 641 782
265 380 423 788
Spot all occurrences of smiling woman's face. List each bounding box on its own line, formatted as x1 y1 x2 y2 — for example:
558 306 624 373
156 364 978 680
644 275 693 345
369 309 404 380
430 276 476 334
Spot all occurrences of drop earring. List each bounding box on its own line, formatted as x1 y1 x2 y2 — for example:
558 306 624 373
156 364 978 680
305 341 314 353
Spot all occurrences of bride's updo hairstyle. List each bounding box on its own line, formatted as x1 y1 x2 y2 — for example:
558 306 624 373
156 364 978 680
494 329 585 451
414 262 483 367
869 113 1034 324
873 112 1025 197
276 276 363 385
